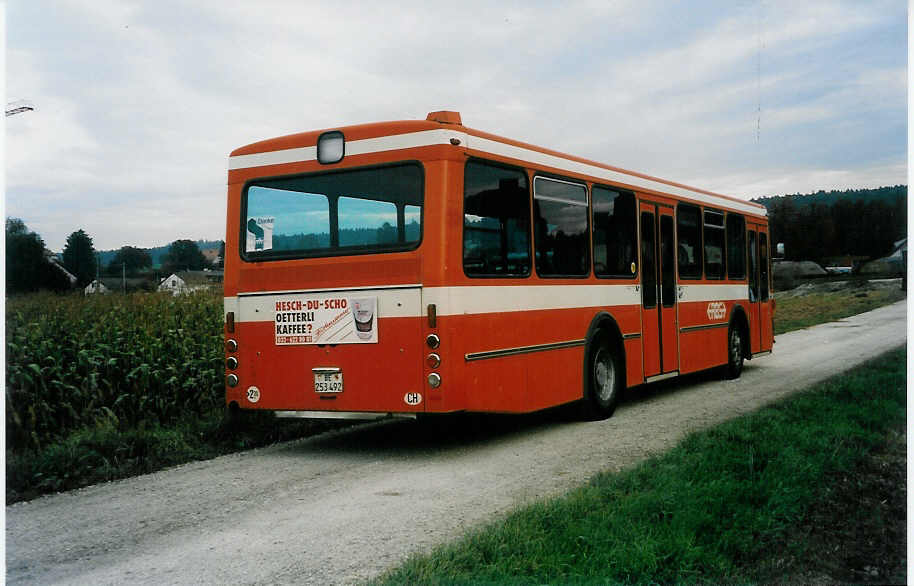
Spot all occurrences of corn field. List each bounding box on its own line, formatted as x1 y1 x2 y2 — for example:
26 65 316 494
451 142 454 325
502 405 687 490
6 291 224 451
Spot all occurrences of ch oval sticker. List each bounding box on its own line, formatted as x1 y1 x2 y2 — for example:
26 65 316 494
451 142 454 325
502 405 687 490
404 392 422 406
246 386 261 404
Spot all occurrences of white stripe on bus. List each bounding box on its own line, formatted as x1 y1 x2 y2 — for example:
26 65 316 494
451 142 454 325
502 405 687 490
421 285 640 316
227 130 766 217
227 129 459 171
677 284 749 303
226 283 752 323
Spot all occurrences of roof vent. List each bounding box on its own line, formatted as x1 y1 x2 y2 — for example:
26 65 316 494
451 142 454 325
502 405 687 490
426 111 462 125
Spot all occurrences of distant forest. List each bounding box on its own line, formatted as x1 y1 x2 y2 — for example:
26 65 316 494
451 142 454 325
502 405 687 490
752 186 906 264
97 239 223 269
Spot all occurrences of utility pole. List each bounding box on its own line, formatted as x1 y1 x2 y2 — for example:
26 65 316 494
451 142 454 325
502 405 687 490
123 262 126 293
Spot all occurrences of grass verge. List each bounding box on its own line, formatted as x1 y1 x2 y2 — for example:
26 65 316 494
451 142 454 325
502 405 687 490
756 424 906 584
773 284 905 335
6 409 347 504
376 347 906 585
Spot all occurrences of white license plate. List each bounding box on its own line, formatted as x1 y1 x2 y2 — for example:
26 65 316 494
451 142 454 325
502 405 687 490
314 372 343 393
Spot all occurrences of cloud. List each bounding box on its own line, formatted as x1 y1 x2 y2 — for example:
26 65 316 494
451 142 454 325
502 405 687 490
5 0 906 250
706 161 908 199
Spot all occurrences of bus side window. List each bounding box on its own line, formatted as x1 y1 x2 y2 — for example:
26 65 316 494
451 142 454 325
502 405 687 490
533 176 589 277
703 209 726 279
463 160 531 277
592 186 636 278
759 233 770 301
726 213 746 280
676 203 702 279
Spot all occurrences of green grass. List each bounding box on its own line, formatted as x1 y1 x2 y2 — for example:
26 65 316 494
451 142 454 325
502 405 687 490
773 285 905 335
376 347 906 585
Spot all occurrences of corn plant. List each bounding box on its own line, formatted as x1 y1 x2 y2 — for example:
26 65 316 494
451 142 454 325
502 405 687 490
6 290 224 451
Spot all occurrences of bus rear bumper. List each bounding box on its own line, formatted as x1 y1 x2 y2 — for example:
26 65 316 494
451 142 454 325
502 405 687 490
273 410 418 421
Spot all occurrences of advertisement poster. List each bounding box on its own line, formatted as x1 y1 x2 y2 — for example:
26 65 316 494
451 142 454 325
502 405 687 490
246 216 274 252
274 296 377 345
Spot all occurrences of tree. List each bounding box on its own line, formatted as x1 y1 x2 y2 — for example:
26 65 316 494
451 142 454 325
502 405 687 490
62 229 97 287
107 246 152 277
162 239 206 273
216 241 225 268
6 218 70 293
763 186 908 263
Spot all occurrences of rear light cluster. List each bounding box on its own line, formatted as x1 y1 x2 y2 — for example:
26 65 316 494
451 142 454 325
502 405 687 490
425 332 441 388
226 337 239 387
425 302 441 388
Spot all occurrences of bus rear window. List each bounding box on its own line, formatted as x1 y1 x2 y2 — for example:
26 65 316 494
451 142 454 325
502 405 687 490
242 163 423 260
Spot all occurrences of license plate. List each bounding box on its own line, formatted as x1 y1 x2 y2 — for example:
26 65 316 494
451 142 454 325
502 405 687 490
314 371 343 393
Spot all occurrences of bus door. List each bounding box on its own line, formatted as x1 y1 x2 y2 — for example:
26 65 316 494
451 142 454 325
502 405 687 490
747 227 762 353
639 202 679 379
758 230 774 351
747 225 774 354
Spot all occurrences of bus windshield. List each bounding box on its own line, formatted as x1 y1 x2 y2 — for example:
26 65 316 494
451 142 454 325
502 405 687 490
241 163 423 260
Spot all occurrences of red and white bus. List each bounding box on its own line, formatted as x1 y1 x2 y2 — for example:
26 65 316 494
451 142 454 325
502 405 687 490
223 111 773 420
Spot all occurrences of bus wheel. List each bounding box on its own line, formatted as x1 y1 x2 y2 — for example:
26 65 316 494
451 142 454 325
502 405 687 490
583 333 621 419
726 326 744 379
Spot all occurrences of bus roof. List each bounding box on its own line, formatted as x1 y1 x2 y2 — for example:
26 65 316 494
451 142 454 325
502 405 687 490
230 111 766 217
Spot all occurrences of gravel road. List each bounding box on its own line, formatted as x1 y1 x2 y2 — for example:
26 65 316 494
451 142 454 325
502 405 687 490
6 300 906 585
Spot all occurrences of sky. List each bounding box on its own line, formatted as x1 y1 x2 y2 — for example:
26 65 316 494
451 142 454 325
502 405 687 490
5 0 908 252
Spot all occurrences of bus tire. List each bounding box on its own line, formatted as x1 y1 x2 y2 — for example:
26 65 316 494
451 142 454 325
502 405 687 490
726 325 744 379
582 332 622 420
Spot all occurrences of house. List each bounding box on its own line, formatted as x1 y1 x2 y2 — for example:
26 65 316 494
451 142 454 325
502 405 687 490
158 273 188 295
158 271 216 295
84 279 109 295
184 269 223 283
45 250 78 287
85 277 148 294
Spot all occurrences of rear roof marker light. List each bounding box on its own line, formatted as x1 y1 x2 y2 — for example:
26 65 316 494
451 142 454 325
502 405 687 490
317 131 344 164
